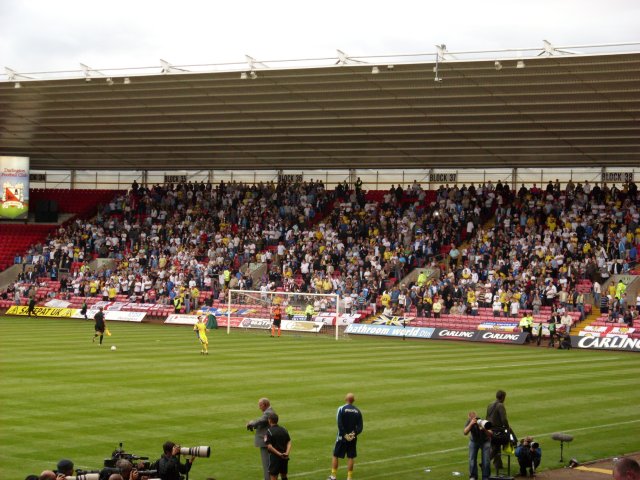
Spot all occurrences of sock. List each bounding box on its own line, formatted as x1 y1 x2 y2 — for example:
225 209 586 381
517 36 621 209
99 335 103 345
347 472 353 480
331 468 337 478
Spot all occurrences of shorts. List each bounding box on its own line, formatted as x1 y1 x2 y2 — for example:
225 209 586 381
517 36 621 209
333 438 357 459
268 455 289 475
273 319 281 327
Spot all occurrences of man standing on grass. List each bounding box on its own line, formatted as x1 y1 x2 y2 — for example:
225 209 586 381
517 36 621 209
486 390 509 475
93 307 106 345
264 412 292 480
247 397 275 480
329 393 363 480
463 411 491 480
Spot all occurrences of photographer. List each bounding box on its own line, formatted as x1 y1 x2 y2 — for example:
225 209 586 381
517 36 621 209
150 441 195 480
486 390 509 475
515 436 541 477
463 411 490 480
56 460 74 478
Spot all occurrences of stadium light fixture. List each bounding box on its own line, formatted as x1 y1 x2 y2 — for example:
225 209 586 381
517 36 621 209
123 77 131 85
106 77 114 86
240 72 248 80
5 67 31 87
371 66 380 74
249 71 258 80
494 61 502 71
516 60 526 69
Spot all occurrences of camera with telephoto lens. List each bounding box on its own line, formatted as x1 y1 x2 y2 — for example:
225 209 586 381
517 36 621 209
65 472 100 480
100 466 158 480
476 418 492 430
531 441 539 449
179 445 211 458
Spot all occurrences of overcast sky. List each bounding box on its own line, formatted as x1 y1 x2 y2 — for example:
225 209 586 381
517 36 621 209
1 0 639 75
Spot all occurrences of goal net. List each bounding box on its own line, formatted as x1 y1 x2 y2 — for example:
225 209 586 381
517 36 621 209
226 289 345 339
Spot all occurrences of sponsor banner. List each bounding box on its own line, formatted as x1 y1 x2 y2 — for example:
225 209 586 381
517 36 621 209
474 331 528 344
103 311 145 322
214 317 244 328
121 303 157 311
165 314 199 325
314 312 361 326
478 322 519 332
281 320 324 333
0 156 29 220
199 306 255 316
238 317 324 333
7 305 77 317
371 314 414 326
75 310 146 322
87 301 158 312
578 326 635 338
240 317 272 329
572 335 640 352
345 323 436 339
45 299 72 308
433 328 476 340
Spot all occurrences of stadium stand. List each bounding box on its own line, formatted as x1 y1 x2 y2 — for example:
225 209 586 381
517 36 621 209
1 179 638 337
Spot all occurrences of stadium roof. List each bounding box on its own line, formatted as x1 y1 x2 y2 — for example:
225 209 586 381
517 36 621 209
1 45 640 171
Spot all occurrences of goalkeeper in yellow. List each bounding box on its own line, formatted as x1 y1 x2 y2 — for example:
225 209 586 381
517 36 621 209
194 315 209 355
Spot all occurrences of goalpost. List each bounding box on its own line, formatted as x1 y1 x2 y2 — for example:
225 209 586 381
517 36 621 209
226 289 343 339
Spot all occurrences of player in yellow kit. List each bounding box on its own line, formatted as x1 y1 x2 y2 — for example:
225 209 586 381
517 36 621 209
194 315 209 355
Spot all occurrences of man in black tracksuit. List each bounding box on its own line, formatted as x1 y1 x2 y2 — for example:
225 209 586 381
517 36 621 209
328 393 364 480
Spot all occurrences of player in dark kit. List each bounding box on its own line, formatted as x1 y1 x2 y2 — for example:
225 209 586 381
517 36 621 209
264 413 292 480
92 307 106 345
329 393 363 480
271 304 282 337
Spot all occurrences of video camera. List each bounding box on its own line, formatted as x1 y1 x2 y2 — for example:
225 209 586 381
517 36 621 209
104 442 150 469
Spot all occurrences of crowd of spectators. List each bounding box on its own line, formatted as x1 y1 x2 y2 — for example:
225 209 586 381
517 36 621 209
2 177 639 329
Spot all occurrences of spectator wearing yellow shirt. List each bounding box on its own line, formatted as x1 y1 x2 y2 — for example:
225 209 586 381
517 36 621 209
191 286 200 311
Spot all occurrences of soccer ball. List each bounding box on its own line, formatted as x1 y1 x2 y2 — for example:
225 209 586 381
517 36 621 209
111 345 117 351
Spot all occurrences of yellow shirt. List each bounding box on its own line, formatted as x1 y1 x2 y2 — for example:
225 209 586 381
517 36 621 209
194 322 208 342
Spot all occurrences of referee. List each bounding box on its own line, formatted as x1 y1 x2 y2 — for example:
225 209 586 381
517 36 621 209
328 393 363 480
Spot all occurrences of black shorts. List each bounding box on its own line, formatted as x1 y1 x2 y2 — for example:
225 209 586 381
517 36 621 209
273 319 281 327
333 438 357 459
268 455 288 475
95 327 105 333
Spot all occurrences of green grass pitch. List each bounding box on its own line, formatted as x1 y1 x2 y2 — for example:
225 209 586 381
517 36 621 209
1 316 639 479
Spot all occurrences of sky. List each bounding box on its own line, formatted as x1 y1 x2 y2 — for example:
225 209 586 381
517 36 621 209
1 0 639 76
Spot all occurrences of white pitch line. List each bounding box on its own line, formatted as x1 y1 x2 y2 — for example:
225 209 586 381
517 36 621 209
288 418 640 478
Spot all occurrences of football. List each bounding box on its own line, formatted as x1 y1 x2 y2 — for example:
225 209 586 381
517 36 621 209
110 345 117 351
